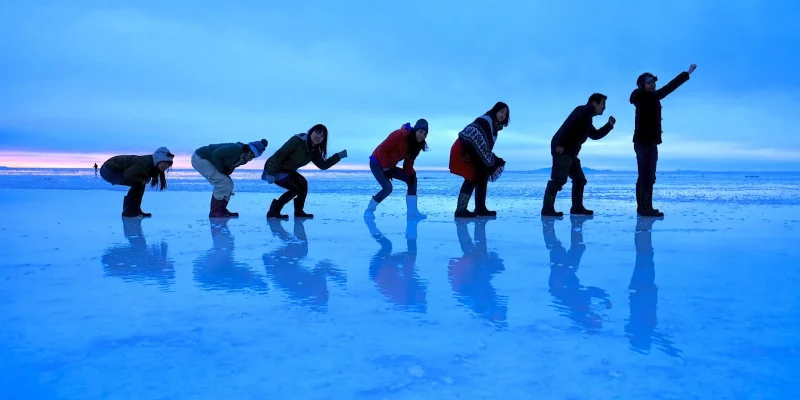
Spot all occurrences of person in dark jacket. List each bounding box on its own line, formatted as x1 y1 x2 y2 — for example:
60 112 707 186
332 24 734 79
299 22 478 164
631 64 697 217
262 124 348 219
192 139 268 218
364 119 429 220
542 93 616 217
100 147 175 218
448 102 509 218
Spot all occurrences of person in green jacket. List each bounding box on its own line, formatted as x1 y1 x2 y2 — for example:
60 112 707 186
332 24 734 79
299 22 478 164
100 147 175 218
261 124 348 219
192 139 269 218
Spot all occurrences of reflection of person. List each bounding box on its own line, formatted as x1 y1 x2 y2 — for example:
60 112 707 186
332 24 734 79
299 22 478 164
262 219 346 312
543 215 611 333
192 219 268 293
625 217 683 358
100 218 175 289
365 217 427 313
448 219 508 330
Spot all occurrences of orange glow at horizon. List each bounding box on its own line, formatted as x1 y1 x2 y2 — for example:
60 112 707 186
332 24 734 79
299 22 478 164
0 151 452 171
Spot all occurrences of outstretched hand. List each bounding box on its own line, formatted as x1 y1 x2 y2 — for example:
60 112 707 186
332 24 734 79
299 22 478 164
338 149 348 159
608 116 616 126
688 64 697 74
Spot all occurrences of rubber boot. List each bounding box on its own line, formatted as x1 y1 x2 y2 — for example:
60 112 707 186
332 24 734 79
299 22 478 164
636 182 645 216
266 199 289 219
644 185 664 217
293 197 313 219
132 185 152 218
222 198 239 218
364 197 378 219
406 195 427 220
541 181 563 217
474 183 496 217
454 191 477 218
209 196 232 218
569 184 593 215
121 194 143 218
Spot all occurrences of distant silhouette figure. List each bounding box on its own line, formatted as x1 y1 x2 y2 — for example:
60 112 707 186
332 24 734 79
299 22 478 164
625 217 683 358
543 215 612 334
262 219 346 312
93 163 98 175
365 217 427 313
448 219 508 330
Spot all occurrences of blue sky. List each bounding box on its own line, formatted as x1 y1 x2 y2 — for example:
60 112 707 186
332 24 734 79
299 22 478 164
1 0 799 171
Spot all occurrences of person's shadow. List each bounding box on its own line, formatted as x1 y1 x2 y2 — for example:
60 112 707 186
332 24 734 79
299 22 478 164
625 217 683 358
543 215 612 334
448 219 508 330
100 218 175 289
262 219 346 312
365 217 427 313
193 219 269 293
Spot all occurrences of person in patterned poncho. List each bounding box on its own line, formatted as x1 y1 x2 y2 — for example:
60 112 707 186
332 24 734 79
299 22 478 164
448 102 509 218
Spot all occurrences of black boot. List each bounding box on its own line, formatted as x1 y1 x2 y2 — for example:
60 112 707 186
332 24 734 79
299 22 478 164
644 185 664 217
541 181 563 217
636 182 645 215
121 193 142 218
222 198 239 218
293 197 313 219
267 199 289 219
474 182 496 217
454 191 477 218
133 185 151 218
569 184 593 215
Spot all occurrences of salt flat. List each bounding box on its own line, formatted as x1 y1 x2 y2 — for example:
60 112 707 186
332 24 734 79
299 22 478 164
1 178 799 399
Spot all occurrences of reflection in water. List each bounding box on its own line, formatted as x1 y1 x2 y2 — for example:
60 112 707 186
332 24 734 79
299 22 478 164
625 217 683 358
448 219 508 330
100 218 175 289
365 217 427 313
543 215 611 334
262 219 346 312
193 218 268 293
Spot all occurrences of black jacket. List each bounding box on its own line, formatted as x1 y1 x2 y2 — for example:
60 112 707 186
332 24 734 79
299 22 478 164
630 71 690 145
550 104 614 157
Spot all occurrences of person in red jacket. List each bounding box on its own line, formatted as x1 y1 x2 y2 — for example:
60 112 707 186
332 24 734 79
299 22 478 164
364 119 429 219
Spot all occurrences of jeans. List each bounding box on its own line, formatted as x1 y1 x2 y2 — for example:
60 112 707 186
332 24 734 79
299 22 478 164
274 171 309 209
370 160 417 203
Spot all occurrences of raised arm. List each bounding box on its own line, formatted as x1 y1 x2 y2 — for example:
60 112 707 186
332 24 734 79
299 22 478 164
588 117 615 140
311 151 342 170
655 71 691 100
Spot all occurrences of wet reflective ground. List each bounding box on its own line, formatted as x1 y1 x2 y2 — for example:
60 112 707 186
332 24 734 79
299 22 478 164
1 188 799 399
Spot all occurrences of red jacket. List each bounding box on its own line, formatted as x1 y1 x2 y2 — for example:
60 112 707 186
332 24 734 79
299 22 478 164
371 125 416 175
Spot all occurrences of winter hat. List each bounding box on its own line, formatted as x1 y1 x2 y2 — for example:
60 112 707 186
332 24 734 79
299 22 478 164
152 147 174 166
249 139 268 157
413 119 428 132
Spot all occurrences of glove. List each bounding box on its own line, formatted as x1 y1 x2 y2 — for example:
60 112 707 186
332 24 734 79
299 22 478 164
261 171 276 183
338 150 348 159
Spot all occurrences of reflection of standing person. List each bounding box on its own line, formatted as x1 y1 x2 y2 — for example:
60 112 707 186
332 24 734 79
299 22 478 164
93 163 98 175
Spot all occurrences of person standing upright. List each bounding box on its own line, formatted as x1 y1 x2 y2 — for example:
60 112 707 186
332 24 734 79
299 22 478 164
542 93 616 217
631 64 697 217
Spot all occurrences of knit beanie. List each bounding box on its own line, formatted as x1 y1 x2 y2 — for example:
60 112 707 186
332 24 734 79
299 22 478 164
152 147 174 166
413 119 429 132
249 139 268 157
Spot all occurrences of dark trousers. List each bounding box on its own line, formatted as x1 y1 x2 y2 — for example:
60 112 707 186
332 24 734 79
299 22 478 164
543 154 588 209
634 144 658 187
456 175 490 211
100 164 146 215
275 171 309 210
369 160 417 203
634 143 659 211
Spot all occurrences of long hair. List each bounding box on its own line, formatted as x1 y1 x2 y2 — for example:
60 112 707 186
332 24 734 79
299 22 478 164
307 124 328 159
406 129 429 159
485 101 510 128
148 151 174 191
